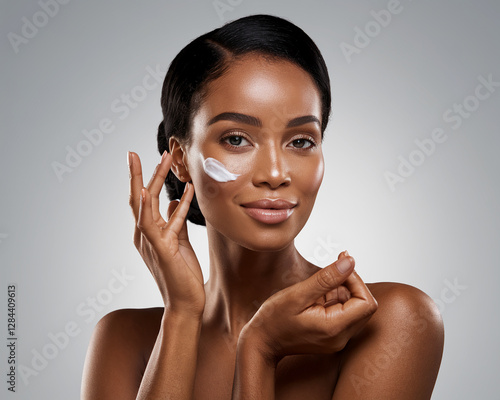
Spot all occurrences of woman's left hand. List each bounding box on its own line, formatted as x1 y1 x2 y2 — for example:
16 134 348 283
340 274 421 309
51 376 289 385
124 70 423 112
238 251 378 365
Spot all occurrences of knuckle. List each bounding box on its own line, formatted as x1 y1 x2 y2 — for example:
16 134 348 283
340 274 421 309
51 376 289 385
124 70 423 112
368 299 379 313
363 300 378 317
332 338 349 352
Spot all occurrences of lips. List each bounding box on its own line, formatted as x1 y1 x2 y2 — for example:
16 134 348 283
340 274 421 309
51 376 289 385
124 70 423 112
240 199 297 209
240 198 297 224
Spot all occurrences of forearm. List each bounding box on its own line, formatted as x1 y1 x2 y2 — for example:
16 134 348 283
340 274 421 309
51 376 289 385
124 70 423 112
231 334 277 400
136 311 202 400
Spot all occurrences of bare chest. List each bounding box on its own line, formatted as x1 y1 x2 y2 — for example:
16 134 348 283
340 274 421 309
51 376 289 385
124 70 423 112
193 335 340 400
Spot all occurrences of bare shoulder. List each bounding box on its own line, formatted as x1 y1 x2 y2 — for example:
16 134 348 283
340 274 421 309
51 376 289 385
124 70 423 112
95 306 165 339
81 307 164 399
331 282 445 399
90 306 165 365
361 281 444 349
365 281 444 331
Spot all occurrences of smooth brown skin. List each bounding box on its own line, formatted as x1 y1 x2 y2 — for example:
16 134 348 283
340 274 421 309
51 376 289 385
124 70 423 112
81 54 444 399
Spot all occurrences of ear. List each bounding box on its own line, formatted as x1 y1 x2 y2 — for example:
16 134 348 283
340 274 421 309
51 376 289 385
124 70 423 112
168 136 191 182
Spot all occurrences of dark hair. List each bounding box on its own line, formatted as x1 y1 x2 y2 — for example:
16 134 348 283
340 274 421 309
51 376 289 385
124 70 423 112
157 14 331 226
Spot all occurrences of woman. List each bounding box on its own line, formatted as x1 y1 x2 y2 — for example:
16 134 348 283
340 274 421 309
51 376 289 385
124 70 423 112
81 14 444 399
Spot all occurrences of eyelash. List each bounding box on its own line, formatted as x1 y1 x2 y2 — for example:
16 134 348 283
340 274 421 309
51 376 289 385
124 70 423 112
219 131 318 150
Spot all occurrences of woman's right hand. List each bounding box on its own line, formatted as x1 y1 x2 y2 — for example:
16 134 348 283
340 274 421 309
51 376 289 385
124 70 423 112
128 150 205 319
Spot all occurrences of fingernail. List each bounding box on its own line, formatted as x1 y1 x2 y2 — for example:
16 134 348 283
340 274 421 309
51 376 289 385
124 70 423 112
127 151 132 167
336 257 352 274
344 250 349 256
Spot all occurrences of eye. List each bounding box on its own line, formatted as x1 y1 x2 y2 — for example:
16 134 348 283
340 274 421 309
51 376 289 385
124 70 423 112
290 136 316 149
220 133 251 148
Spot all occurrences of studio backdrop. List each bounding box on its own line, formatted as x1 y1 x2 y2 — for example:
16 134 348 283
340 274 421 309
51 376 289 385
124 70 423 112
1 1 499 399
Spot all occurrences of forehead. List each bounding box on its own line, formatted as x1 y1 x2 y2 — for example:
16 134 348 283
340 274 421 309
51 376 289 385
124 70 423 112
194 54 322 127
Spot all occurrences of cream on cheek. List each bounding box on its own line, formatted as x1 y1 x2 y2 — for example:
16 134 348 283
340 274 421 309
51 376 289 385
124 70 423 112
201 155 240 182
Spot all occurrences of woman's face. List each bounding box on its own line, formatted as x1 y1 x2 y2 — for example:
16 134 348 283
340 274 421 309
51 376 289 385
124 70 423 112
185 53 324 251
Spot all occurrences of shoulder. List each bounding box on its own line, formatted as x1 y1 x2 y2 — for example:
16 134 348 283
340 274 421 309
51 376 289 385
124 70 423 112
360 281 444 352
90 307 165 359
365 282 444 334
331 282 444 399
81 307 164 399
95 307 164 338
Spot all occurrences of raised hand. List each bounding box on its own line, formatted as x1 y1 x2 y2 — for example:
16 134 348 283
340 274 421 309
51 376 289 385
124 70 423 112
239 252 378 364
128 150 205 318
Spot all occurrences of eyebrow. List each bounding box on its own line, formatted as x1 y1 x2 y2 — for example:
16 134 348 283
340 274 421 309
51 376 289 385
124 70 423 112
207 112 320 128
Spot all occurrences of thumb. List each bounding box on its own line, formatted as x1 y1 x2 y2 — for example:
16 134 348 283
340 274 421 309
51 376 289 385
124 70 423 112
166 199 189 241
297 255 355 305
166 200 179 220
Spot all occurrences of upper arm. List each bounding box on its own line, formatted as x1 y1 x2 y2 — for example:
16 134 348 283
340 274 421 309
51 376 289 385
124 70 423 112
81 309 146 400
332 283 444 400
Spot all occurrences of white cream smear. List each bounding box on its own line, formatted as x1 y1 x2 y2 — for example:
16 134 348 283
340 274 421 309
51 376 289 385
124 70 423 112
202 156 240 182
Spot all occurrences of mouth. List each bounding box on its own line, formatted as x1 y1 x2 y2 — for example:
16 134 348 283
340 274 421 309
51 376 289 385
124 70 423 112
240 199 297 224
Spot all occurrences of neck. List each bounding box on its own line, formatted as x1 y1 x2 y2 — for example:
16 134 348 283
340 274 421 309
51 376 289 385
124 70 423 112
203 221 317 341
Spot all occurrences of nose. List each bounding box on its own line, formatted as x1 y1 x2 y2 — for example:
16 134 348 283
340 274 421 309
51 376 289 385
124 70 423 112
252 142 291 189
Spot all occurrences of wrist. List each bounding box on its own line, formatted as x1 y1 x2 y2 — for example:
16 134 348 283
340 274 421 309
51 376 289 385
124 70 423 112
232 328 278 399
162 308 204 327
237 327 280 368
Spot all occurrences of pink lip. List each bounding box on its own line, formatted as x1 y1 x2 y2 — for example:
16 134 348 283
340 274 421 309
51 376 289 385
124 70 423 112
240 198 297 209
241 198 296 224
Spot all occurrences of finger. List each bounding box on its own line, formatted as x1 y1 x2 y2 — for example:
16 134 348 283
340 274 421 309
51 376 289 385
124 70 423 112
343 270 378 308
164 182 194 234
337 250 348 260
128 151 145 222
295 256 355 306
166 200 179 220
324 271 378 327
146 151 172 225
165 199 191 240
324 285 351 307
137 187 160 245
324 253 349 306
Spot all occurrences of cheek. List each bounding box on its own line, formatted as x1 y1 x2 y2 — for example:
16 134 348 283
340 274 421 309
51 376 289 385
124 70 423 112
190 156 246 218
202 157 240 182
295 154 324 199
189 151 323 224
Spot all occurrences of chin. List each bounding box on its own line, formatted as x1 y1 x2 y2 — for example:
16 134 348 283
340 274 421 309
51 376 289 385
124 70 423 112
235 235 295 253
220 214 308 253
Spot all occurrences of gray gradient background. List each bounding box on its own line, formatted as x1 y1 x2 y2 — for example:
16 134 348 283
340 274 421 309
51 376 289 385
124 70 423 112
1 1 499 399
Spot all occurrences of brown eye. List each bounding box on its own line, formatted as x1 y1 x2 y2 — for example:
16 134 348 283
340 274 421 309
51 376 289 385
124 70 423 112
228 136 243 146
292 138 314 149
221 133 251 148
